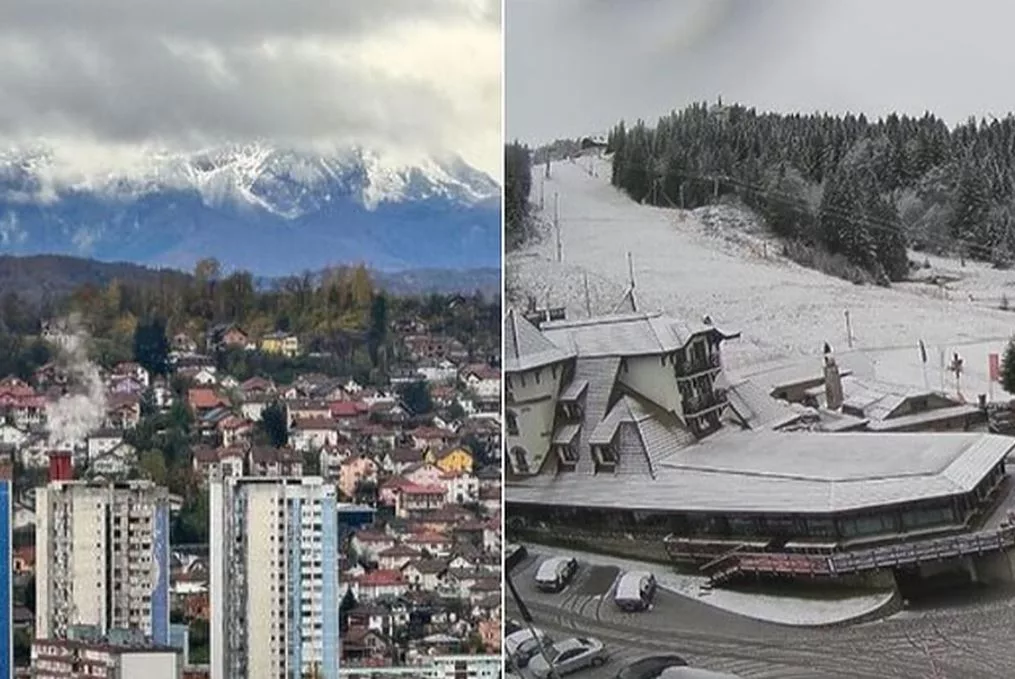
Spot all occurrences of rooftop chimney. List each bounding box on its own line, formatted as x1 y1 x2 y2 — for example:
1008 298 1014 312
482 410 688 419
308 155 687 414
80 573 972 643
49 450 73 483
824 354 844 411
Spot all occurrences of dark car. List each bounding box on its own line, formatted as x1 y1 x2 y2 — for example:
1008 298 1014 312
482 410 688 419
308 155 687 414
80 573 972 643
615 655 688 679
506 543 529 572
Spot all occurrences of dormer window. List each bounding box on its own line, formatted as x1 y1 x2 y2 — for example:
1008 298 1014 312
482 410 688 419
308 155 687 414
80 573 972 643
555 444 579 470
506 410 519 436
510 447 530 474
594 443 617 466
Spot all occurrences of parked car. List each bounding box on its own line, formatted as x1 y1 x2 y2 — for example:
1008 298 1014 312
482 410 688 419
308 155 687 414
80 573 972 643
657 669 743 679
614 571 657 612
529 637 608 678
615 655 688 679
535 556 579 592
505 627 554 668
505 618 524 636
507 542 529 572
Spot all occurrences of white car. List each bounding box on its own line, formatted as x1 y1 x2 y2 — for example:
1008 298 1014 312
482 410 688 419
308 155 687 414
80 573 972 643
529 637 608 678
505 627 554 668
534 556 579 592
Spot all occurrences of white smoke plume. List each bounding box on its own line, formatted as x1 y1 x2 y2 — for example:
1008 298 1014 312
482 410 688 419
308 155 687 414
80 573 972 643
45 315 109 451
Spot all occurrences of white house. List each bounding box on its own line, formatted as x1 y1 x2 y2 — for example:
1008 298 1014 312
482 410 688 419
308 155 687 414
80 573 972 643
459 365 500 400
86 430 124 463
290 418 341 453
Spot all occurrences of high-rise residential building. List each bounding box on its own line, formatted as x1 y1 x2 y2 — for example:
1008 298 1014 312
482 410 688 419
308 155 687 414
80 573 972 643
34 459 171 645
0 459 12 679
209 475 341 679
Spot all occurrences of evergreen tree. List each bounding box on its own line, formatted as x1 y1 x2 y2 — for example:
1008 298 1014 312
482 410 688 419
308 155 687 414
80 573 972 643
133 317 170 376
505 142 533 249
259 401 289 448
1002 338 1015 396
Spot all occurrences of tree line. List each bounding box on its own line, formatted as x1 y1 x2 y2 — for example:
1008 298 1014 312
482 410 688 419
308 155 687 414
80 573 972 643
505 141 533 251
0 257 501 383
606 102 1015 283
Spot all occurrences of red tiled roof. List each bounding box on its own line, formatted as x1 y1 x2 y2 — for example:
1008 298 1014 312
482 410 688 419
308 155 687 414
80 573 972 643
411 427 451 440
188 389 229 410
330 400 369 417
356 569 404 586
400 483 445 496
293 417 338 431
217 416 251 431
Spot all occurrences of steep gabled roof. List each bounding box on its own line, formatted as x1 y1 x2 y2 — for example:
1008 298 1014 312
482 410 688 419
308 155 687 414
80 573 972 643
504 308 574 374
542 311 737 359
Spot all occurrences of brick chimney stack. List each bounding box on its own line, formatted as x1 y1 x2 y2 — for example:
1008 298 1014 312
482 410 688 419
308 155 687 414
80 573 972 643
49 450 73 483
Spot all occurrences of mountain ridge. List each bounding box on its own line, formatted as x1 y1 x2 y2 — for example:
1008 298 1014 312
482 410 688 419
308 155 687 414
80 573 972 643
0 254 500 305
0 144 501 276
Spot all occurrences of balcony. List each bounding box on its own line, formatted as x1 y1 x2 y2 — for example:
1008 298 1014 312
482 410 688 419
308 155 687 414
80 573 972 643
683 389 728 418
675 352 722 380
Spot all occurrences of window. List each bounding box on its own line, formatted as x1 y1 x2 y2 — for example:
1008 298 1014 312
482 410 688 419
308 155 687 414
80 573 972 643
506 410 519 436
510 447 530 474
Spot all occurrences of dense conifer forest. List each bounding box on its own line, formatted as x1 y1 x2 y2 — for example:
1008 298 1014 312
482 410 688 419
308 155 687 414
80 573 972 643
606 102 1015 283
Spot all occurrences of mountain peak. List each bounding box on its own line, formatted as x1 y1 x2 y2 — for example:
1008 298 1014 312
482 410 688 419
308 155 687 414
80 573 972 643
0 143 501 276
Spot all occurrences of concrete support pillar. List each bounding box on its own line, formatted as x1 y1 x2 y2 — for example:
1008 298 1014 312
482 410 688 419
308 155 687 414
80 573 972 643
974 549 1015 584
964 555 979 584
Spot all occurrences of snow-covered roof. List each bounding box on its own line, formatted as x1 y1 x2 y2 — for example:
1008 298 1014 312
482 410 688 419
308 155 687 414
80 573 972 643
541 311 735 359
507 431 1013 515
504 308 575 374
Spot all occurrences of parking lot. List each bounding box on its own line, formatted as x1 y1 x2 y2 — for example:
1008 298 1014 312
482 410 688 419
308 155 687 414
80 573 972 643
507 549 1015 679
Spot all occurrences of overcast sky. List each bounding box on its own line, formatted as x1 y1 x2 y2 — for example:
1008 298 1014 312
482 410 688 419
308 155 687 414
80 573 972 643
0 0 502 179
507 0 1015 145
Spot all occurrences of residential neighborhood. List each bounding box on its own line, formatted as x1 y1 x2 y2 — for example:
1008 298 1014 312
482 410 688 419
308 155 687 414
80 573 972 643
1 287 502 677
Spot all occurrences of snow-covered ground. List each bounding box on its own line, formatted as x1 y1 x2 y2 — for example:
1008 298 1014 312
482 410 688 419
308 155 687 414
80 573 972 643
537 545 894 627
508 156 1015 400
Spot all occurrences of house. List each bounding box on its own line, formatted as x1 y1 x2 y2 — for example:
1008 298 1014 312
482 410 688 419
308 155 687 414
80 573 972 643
395 484 446 518
112 362 151 388
318 442 353 480
89 444 137 478
240 376 276 396
248 446 303 477
417 359 459 383
339 455 379 500
208 324 249 350
354 569 407 601
351 530 396 564
290 418 341 453
187 389 230 415
403 463 446 488
239 394 273 422
172 333 198 353
342 626 393 666
217 416 255 449
380 448 424 475
401 558 449 591
331 400 370 423
0 386 47 429
403 531 453 558
376 544 422 571
105 394 142 430
0 423 28 448
442 472 479 505
409 426 454 451
260 331 299 357
432 446 474 475
108 375 146 395
286 399 331 424
86 430 125 462
459 364 500 399
188 366 219 386
192 446 246 482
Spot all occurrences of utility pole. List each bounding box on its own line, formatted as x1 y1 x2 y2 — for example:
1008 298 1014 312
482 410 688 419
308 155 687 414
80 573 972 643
554 193 562 263
583 272 592 317
844 310 853 349
628 252 636 290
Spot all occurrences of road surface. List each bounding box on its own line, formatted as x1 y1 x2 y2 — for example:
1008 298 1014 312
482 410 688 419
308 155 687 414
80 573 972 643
507 551 1015 679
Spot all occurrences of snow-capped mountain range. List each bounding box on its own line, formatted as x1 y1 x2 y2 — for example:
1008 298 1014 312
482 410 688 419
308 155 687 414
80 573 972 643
0 144 501 276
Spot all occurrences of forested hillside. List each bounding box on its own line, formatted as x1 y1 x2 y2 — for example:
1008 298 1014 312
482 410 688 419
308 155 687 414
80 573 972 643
607 102 1015 283
505 141 533 250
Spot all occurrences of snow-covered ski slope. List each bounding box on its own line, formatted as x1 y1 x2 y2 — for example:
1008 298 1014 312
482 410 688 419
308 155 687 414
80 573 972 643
507 155 1015 401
